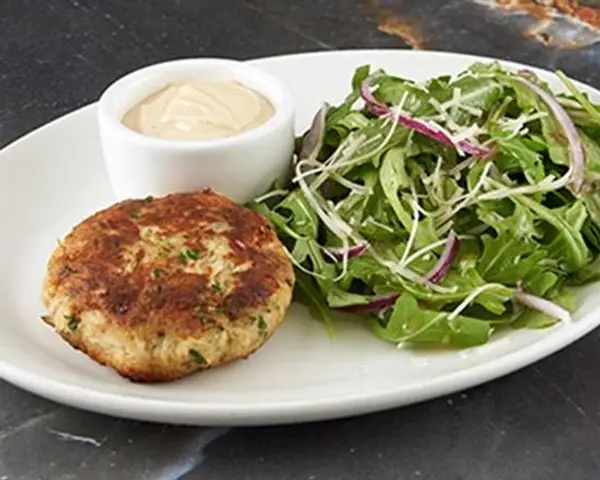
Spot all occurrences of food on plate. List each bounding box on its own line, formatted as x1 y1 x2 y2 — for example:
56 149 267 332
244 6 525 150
250 61 600 349
121 80 275 141
41 189 295 382
98 58 295 204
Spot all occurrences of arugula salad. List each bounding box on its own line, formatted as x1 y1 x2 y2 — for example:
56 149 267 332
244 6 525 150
249 61 600 349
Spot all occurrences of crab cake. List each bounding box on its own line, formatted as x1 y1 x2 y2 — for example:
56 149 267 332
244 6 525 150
41 189 295 382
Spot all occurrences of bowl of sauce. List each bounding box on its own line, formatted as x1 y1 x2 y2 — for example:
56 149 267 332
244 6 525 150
97 58 295 203
122 81 276 141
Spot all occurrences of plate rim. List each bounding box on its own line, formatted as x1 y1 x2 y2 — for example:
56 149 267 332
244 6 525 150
1 48 599 426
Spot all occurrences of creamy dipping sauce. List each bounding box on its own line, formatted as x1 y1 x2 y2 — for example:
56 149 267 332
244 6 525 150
121 80 275 141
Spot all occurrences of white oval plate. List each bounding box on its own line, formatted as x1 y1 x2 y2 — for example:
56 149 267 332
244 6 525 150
1 50 600 426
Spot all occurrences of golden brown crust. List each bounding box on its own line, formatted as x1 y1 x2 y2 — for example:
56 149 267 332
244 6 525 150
42 189 294 382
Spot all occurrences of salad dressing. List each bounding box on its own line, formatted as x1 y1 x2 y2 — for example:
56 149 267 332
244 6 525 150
122 81 275 141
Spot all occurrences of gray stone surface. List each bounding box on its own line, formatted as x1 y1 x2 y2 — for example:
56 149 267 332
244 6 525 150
2 1 600 479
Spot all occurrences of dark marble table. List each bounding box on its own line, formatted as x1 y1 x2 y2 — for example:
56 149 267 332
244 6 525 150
3 1 600 479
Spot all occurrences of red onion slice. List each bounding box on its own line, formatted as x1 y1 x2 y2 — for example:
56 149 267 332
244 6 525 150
360 75 493 158
425 232 460 284
334 234 458 313
514 284 572 323
359 72 389 116
395 116 493 158
325 242 369 263
337 293 399 313
514 72 586 193
300 104 328 161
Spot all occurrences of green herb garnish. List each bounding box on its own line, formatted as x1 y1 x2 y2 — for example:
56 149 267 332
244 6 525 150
152 268 166 279
65 314 80 333
58 265 73 278
185 248 201 260
189 348 207 366
253 315 268 335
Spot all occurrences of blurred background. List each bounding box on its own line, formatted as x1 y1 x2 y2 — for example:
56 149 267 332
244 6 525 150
3 0 600 146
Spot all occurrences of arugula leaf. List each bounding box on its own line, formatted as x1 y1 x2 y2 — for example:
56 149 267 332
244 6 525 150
336 164 380 228
513 286 577 329
362 186 406 241
556 71 600 125
357 216 403 243
352 64 371 91
326 287 373 308
579 129 600 183
371 293 493 348
568 255 600 285
398 269 512 315
254 190 321 265
305 240 336 293
275 190 319 238
479 237 549 285
249 201 309 262
375 76 435 116
467 61 504 76
545 201 590 272
294 271 335 336
325 65 370 128
494 134 546 187
476 204 558 295
379 148 414 228
510 194 590 273
290 239 311 265
581 191 600 252
445 76 504 125
355 118 411 168
378 147 437 246
336 111 370 131
347 255 395 285
507 77 575 172
425 75 451 101
449 76 504 110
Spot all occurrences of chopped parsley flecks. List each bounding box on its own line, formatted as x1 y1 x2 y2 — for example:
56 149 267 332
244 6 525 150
254 315 268 335
152 268 166 279
178 249 201 264
211 282 224 294
129 210 141 219
189 348 207 366
196 311 215 326
185 248 201 260
65 314 80 333
58 265 73 279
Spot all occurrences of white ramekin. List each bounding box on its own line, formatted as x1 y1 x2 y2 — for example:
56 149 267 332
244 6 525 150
97 58 295 204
